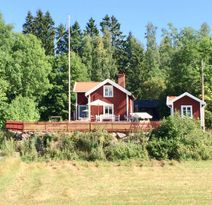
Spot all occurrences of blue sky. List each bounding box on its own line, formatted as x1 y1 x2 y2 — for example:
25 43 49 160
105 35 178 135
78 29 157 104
0 0 211 42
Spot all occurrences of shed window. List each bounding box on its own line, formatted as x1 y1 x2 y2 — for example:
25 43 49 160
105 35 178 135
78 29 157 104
181 105 193 118
104 85 113 97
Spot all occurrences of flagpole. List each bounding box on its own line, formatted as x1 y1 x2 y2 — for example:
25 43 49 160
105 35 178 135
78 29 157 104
68 15 71 122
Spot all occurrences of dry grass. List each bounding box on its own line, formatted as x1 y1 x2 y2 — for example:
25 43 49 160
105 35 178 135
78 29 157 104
0 158 211 205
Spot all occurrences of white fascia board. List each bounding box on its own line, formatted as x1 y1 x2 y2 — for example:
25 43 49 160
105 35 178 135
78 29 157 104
85 79 133 97
73 82 77 92
169 92 206 106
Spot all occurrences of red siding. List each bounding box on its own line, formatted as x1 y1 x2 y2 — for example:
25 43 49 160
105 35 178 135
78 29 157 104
77 93 88 105
90 83 131 120
173 96 200 119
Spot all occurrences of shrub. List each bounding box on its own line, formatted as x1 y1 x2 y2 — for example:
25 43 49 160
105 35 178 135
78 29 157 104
205 110 212 129
17 137 38 161
0 138 16 157
105 142 148 161
148 114 212 160
72 131 108 160
44 134 78 160
0 131 17 157
6 96 40 121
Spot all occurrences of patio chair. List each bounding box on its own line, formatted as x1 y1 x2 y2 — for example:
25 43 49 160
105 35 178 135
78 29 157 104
115 115 120 121
95 115 101 122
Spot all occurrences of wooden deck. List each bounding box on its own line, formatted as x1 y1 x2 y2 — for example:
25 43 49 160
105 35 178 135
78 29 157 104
6 120 160 133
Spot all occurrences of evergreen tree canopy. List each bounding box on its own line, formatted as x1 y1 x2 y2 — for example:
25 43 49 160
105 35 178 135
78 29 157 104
22 9 55 55
85 18 99 37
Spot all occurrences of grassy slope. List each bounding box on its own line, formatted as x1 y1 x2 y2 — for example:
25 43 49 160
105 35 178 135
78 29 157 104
0 158 211 205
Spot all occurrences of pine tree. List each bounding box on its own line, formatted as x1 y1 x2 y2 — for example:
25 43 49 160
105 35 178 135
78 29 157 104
100 15 126 71
100 14 110 33
144 22 160 73
22 10 55 55
85 18 99 37
80 35 93 78
43 11 55 55
124 32 144 98
55 23 68 54
92 36 105 81
143 22 166 99
102 29 118 80
23 11 34 34
70 21 82 54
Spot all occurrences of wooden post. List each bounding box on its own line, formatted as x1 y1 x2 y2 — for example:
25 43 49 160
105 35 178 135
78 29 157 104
22 122 25 132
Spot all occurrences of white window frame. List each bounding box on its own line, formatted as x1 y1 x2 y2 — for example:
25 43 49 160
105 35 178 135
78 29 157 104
78 105 88 119
103 104 114 115
103 85 113 98
181 105 193 118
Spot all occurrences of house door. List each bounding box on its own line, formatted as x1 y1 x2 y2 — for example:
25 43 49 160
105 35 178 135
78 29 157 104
78 105 88 119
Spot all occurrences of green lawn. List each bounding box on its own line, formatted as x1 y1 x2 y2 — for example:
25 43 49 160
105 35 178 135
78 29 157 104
0 158 211 205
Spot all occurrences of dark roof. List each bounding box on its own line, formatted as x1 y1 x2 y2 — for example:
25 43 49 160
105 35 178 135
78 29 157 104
134 100 159 109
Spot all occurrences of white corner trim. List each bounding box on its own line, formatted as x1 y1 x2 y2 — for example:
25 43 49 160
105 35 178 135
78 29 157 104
200 103 205 127
88 95 91 120
126 94 129 117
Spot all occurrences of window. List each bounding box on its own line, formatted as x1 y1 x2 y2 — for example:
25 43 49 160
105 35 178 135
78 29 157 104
104 105 113 115
104 85 113 97
181 105 193 118
78 105 88 118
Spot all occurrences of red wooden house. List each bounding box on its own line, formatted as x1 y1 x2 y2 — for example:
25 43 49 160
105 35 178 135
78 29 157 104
73 74 134 121
166 92 206 127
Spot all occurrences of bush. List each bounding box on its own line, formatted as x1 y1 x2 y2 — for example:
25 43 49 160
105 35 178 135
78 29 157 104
0 131 17 157
44 134 78 160
0 138 16 157
6 96 40 121
205 110 212 129
148 114 212 160
73 131 108 160
18 137 38 161
105 142 148 161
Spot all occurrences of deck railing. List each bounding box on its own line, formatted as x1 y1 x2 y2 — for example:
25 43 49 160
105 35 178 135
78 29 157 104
6 120 161 133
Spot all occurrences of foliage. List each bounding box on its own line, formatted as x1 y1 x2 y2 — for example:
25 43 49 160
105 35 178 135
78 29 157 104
205 110 212 129
85 18 99 37
0 11 212 127
0 20 52 105
147 114 212 160
6 96 40 121
105 142 148 161
39 52 89 120
17 137 38 161
23 10 55 55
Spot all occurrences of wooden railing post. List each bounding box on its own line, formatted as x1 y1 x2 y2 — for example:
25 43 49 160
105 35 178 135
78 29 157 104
22 121 24 132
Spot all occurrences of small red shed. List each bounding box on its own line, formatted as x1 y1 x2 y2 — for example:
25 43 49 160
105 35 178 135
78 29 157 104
166 92 206 127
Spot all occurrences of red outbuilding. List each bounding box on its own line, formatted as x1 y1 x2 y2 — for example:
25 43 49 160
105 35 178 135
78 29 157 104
166 92 206 127
73 74 134 121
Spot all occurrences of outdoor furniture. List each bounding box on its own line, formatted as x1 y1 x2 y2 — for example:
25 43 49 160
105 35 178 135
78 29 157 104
95 115 101 121
130 112 152 122
49 116 63 122
100 114 115 122
115 115 120 121
95 114 120 122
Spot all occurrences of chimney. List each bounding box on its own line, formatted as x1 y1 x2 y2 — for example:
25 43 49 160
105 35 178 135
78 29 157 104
118 73 125 88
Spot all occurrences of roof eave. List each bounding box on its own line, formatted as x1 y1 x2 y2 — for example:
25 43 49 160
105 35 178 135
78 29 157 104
85 79 133 97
